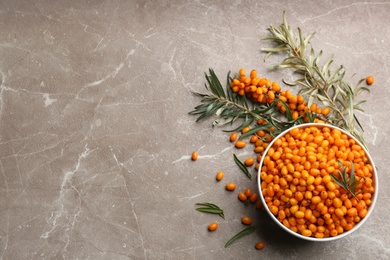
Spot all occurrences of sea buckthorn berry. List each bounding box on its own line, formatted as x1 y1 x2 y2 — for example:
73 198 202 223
238 192 248 202
235 140 247 149
295 211 305 219
333 198 342 208
242 126 251 134
302 229 313 237
366 75 374 85
272 82 281 92
250 193 259 203
322 107 331 116
250 135 259 143
245 158 255 167
208 222 218 231
230 132 238 142
255 242 265 250
216 171 224 181
270 205 279 215
347 208 357 217
241 216 253 225
226 183 236 191
310 103 317 112
250 70 257 79
255 200 263 209
191 152 198 161
245 188 253 198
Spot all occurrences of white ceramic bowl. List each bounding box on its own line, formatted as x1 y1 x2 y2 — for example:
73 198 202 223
257 123 378 241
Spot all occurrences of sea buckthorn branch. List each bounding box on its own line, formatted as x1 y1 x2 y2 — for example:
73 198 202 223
188 69 309 136
261 12 369 148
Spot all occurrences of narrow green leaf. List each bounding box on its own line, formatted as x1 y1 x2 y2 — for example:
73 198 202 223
298 27 306 58
226 73 233 101
225 226 257 248
196 207 223 214
321 54 334 75
330 173 346 188
349 160 355 179
304 32 315 46
354 114 364 131
233 154 252 180
315 50 323 67
196 202 221 209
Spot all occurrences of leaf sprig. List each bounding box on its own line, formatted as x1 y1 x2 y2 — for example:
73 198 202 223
262 12 369 147
195 202 225 219
225 226 257 248
330 160 365 200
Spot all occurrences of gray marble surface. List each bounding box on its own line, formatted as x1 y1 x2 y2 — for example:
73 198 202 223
1 0 389 259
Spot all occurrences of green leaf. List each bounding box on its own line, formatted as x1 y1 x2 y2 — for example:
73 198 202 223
225 226 257 248
321 54 334 75
196 207 223 214
354 114 364 131
233 154 252 180
195 202 225 219
330 173 345 188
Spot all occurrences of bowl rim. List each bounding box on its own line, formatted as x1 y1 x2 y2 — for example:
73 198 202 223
257 123 378 242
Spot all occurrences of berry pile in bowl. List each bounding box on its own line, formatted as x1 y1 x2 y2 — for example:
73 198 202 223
257 123 378 241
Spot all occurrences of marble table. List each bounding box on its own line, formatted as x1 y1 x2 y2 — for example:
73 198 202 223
1 0 389 259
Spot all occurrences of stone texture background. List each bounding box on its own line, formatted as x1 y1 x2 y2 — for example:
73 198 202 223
0 0 389 259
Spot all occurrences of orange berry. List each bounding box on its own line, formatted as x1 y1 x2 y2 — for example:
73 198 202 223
244 158 255 167
272 82 281 92
250 135 259 143
241 216 253 225
249 193 258 203
235 140 247 149
322 107 331 116
216 171 224 181
255 200 263 209
255 242 265 250
366 76 374 85
191 152 198 161
242 126 251 134
208 222 218 231
238 192 248 202
310 103 317 112
302 229 312 237
226 183 237 191
250 70 257 79
244 188 253 198
230 132 238 142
